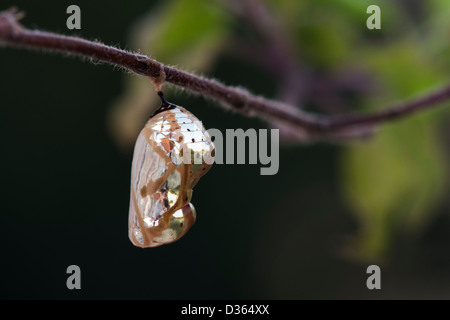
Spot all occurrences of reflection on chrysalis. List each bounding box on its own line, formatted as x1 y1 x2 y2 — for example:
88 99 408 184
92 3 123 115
128 102 215 248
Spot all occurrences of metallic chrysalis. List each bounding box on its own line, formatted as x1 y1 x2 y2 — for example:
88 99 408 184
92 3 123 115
128 92 215 248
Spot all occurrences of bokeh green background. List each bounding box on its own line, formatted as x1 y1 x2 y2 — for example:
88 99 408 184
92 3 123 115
1 0 449 299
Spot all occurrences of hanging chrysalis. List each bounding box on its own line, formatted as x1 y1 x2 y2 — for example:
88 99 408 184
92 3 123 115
128 92 215 248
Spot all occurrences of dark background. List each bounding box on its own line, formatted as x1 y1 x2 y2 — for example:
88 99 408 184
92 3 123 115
1 1 450 299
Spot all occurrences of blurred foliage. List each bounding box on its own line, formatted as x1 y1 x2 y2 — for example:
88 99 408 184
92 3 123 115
341 4 449 260
109 0 231 150
109 0 449 261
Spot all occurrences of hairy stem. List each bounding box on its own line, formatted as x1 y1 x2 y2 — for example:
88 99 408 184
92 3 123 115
0 9 449 140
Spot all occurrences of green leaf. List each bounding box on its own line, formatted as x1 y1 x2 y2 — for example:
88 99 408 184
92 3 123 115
130 0 230 69
340 41 448 261
424 0 450 70
341 117 447 261
277 0 404 69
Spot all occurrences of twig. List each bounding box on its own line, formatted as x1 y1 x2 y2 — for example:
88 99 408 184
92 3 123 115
0 9 449 140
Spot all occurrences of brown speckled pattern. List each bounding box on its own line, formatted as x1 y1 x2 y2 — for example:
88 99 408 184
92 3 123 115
128 106 215 248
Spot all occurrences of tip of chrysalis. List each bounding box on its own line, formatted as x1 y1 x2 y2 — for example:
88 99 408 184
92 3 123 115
151 91 176 118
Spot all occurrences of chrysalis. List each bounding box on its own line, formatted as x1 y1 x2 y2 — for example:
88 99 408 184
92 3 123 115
128 92 215 248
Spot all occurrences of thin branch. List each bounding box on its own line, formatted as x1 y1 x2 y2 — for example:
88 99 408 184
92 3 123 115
0 9 449 140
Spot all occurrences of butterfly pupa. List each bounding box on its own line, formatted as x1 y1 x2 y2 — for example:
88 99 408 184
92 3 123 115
128 93 215 248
